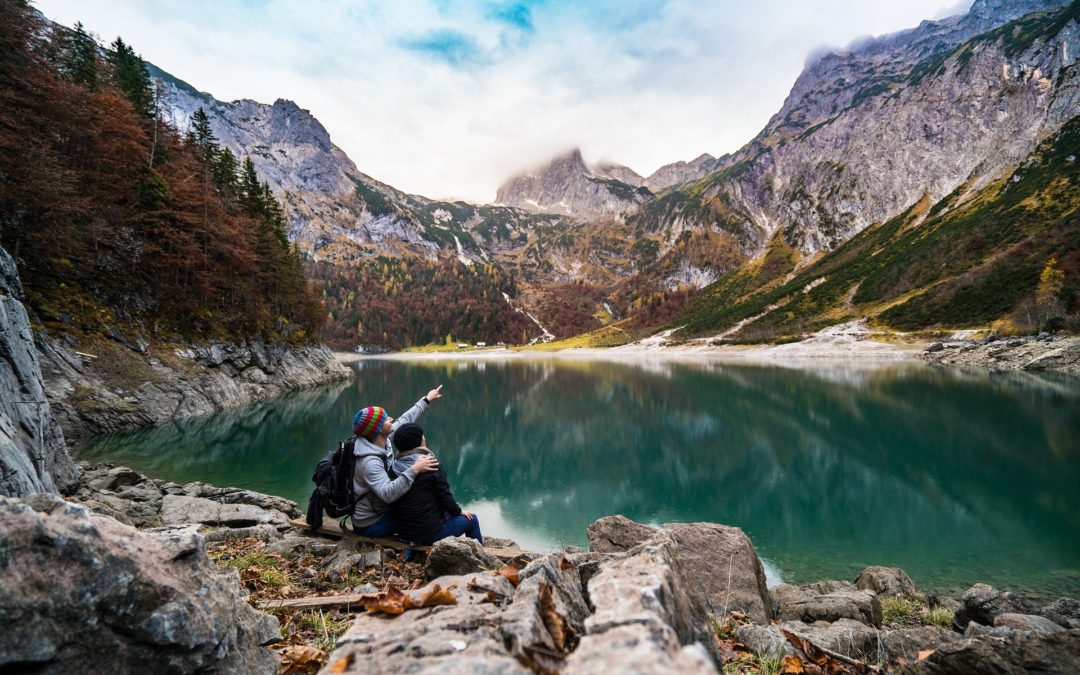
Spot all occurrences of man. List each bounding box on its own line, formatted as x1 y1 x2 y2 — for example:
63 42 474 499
390 422 483 546
350 384 443 537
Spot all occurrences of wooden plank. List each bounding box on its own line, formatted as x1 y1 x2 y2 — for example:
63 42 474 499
288 518 527 560
258 594 371 611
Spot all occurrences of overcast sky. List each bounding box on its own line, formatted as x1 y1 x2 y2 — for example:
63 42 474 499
35 0 972 203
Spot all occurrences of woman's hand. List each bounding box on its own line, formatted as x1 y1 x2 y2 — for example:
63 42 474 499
425 384 443 403
412 454 440 474
462 511 475 520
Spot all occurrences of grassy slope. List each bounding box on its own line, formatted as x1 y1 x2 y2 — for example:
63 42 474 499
672 115 1080 340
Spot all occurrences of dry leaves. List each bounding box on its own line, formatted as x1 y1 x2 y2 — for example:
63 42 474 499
497 562 522 587
278 644 327 675
358 584 458 615
781 629 881 674
327 653 354 674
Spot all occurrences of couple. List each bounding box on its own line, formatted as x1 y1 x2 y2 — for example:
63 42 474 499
349 384 483 547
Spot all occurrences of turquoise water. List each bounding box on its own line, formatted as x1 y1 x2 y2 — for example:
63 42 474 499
75 358 1080 600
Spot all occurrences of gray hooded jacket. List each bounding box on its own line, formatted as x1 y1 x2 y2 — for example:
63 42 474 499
351 396 429 527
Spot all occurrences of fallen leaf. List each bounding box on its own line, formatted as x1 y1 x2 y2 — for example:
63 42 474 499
359 587 409 615
918 649 935 661
328 653 354 674
278 644 327 675
414 583 458 608
538 581 575 653
497 562 522 587
558 554 574 571
782 654 804 673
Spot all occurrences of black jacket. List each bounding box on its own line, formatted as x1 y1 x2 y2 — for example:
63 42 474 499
390 450 462 544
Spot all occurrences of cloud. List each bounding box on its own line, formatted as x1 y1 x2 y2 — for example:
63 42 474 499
32 0 985 203
487 2 535 33
400 29 488 67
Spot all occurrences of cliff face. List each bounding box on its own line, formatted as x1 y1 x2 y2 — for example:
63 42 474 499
636 0 1080 257
494 149 652 220
0 247 77 497
152 68 569 264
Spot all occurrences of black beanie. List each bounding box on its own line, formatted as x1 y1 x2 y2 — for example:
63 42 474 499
394 423 424 452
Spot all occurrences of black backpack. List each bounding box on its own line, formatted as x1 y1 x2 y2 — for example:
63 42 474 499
304 437 395 530
305 437 358 530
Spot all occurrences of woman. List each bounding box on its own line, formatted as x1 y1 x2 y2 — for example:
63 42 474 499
390 422 483 546
350 386 443 537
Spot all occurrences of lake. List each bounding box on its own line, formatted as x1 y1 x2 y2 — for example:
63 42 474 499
75 357 1080 600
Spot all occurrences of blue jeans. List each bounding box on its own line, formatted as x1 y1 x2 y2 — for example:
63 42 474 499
353 511 397 538
433 513 483 546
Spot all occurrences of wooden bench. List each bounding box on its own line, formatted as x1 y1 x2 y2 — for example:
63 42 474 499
287 518 525 561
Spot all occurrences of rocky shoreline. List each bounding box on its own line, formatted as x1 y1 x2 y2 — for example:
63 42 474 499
920 334 1080 376
3 462 1075 674
37 335 351 439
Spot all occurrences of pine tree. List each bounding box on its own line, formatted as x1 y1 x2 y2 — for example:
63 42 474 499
190 107 218 163
107 37 152 117
238 157 263 217
64 22 98 89
211 147 239 203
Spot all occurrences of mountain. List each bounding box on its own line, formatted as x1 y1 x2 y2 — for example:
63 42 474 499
493 149 722 219
632 0 1079 256
150 0 1080 347
492 149 652 219
151 65 568 265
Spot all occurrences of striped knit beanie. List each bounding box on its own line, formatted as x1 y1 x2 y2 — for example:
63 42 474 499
353 406 388 439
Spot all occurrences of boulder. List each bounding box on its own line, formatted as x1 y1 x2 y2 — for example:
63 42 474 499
424 536 501 579
321 567 569 673
994 613 1066 635
954 583 1038 628
0 493 278 674
663 522 774 624
901 627 1080 674
855 566 917 597
586 514 657 552
771 583 883 627
1040 597 1080 629
781 618 881 660
879 626 959 664
159 494 288 527
0 245 79 497
566 531 719 673
734 625 796 659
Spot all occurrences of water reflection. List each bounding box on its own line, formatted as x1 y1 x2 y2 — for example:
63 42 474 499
76 359 1080 599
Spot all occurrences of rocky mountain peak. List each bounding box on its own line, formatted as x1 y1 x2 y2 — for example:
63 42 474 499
494 148 651 219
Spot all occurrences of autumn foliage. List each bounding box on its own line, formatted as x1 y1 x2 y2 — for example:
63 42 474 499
0 2 323 343
308 257 538 350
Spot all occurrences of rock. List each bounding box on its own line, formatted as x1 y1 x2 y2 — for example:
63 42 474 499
1006 339 1025 347
806 579 856 594
86 465 145 492
994 613 1066 634
879 626 959 664
484 537 519 549
926 342 945 353
0 493 278 673
159 494 288 527
734 625 796 659
565 624 717 674
855 565 917 596
586 514 657 552
954 583 1038 628
771 583 883 627
424 536 501 579
902 627 1080 674
566 531 719 673
781 618 881 660
1040 597 1080 629
322 571 550 674
202 523 283 544
0 245 79 497
663 522 774 624
264 533 338 558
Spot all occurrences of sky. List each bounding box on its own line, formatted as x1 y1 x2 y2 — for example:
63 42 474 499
35 0 973 203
